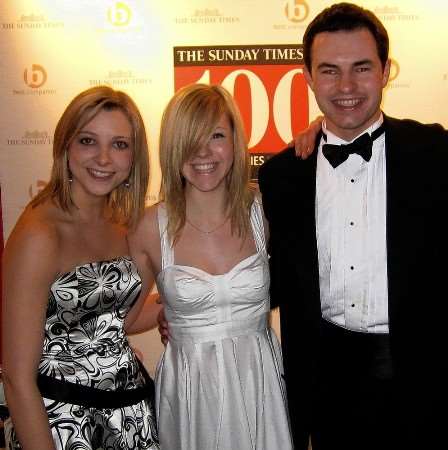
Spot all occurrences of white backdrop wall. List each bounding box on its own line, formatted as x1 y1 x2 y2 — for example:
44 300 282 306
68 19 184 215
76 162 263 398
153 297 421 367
1 0 447 374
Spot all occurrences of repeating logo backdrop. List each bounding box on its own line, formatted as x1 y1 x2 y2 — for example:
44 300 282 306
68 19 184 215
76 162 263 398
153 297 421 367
1 0 447 371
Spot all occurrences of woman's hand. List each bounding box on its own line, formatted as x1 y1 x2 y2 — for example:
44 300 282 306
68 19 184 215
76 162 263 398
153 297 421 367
288 115 323 159
157 305 170 346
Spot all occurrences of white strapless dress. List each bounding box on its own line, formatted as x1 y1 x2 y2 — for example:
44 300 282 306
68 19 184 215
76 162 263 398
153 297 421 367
155 199 293 450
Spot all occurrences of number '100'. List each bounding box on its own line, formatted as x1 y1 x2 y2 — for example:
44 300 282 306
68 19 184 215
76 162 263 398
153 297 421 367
187 67 309 151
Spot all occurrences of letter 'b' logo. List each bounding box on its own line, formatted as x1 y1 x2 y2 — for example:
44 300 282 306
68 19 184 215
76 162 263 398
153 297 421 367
108 2 132 26
285 0 309 23
23 64 47 88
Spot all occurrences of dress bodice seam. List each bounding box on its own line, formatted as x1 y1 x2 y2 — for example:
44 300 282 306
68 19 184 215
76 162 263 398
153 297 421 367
156 251 264 282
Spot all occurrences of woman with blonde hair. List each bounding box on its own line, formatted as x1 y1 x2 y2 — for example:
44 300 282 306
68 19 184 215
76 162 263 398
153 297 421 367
2 86 160 450
129 83 293 449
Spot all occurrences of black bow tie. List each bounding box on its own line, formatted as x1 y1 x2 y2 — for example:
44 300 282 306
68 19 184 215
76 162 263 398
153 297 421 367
322 123 385 168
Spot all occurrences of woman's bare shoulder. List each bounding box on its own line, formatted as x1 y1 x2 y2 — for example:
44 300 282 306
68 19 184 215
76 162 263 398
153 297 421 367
134 203 160 232
12 200 60 234
143 202 160 222
128 202 161 248
3 201 64 281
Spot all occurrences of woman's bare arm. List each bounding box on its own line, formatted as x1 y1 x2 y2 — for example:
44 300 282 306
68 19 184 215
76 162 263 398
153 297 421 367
2 214 60 450
125 206 162 335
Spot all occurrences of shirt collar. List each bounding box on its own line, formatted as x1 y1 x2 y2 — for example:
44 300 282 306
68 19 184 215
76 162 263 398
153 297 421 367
322 113 384 145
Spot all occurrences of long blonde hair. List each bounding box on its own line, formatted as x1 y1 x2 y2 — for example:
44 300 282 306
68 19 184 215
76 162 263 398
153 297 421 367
31 86 149 227
159 83 254 243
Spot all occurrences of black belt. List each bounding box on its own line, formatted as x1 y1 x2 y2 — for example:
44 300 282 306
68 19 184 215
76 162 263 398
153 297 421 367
37 360 154 409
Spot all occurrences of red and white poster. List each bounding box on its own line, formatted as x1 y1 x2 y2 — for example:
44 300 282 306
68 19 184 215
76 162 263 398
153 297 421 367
174 45 309 177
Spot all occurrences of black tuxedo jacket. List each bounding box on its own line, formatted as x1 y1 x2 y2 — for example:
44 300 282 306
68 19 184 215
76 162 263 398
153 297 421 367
258 116 448 450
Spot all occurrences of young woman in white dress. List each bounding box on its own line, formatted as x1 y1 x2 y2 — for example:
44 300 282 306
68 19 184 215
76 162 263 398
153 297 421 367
129 83 294 450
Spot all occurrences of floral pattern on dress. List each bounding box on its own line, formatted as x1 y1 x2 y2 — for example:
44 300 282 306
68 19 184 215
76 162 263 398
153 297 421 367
6 257 159 450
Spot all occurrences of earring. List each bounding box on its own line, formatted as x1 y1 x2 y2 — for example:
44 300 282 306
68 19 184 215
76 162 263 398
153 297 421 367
124 180 130 188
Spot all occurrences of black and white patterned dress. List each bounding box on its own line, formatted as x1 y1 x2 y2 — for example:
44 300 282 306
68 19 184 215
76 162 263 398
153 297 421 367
5 257 159 450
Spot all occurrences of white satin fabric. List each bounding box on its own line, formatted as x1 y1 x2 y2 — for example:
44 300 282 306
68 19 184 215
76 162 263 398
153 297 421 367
155 198 293 450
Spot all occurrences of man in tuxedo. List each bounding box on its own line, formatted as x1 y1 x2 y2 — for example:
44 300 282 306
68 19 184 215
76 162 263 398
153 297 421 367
258 3 448 450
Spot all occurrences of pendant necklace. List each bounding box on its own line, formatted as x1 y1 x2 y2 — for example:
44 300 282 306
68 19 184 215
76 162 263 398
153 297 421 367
186 216 229 235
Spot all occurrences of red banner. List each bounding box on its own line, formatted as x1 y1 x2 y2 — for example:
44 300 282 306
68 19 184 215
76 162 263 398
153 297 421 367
174 45 309 176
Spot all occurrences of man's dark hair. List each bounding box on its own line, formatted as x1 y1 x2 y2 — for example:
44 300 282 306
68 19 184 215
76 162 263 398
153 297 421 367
303 2 389 71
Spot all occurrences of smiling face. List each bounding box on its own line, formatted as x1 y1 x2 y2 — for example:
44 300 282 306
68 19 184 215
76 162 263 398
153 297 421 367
68 108 133 202
304 28 390 141
181 114 234 195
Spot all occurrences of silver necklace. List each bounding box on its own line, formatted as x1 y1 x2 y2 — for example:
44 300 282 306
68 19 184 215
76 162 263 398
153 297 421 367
186 216 229 234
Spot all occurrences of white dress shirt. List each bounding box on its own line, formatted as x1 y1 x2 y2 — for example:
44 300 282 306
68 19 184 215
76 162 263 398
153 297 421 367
316 115 389 333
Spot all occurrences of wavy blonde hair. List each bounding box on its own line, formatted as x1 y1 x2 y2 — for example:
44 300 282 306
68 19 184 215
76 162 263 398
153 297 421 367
159 83 254 243
31 86 149 227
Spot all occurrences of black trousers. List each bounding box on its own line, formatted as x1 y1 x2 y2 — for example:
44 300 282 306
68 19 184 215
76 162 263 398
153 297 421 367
310 320 403 450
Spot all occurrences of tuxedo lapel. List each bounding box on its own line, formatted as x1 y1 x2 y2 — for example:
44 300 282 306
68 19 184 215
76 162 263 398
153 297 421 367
384 116 401 329
295 140 321 316
297 141 319 234
383 115 421 333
